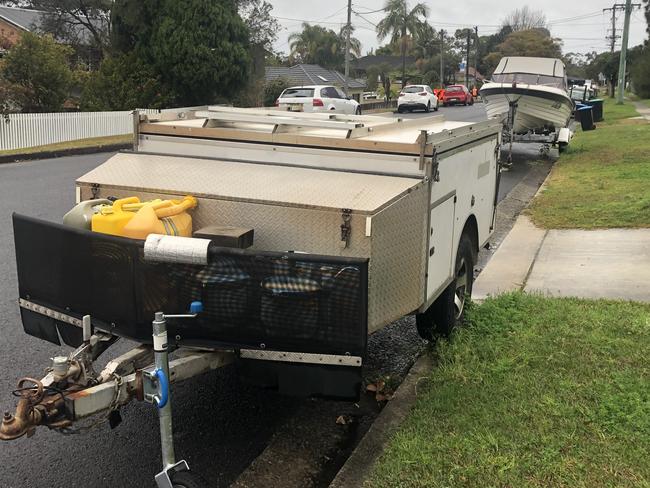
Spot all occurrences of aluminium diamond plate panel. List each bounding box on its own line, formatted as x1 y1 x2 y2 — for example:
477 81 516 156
79 179 428 332
78 152 422 214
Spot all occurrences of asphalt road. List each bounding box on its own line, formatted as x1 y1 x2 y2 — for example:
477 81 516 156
0 104 539 488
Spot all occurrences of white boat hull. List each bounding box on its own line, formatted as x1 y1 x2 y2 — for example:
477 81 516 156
480 83 574 134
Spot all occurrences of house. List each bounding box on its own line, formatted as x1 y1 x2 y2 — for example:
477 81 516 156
0 5 100 66
453 66 485 87
265 64 366 102
0 5 43 53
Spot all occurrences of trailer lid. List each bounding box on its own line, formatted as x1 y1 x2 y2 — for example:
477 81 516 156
78 152 423 214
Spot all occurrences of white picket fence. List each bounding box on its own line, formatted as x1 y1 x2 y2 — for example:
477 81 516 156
0 107 202 152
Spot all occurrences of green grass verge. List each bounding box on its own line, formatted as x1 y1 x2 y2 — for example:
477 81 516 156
368 293 650 488
527 99 650 228
0 134 132 157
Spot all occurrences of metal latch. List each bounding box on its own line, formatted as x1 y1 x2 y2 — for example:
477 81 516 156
340 209 352 249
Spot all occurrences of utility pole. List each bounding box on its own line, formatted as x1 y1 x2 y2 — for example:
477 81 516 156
464 29 471 87
616 0 641 104
473 26 479 87
344 0 352 96
603 5 621 53
439 29 445 86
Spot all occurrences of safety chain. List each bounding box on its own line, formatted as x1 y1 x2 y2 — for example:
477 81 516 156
57 373 123 436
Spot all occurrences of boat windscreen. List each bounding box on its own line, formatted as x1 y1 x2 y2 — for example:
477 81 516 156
491 73 566 89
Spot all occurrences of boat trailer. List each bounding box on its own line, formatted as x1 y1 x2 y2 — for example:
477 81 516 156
1 302 233 488
501 100 573 164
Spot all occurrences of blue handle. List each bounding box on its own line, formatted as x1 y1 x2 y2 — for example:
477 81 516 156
190 301 204 314
154 368 169 409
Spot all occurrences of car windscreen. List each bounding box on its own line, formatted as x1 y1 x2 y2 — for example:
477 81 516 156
446 86 462 92
280 88 315 98
403 86 425 93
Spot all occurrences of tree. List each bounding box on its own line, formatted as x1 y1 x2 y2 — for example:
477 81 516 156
585 51 620 97
288 23 360 69
2 32 73 111
237 0 280 51
502 6 547 32
149 0 249 104
263 77 291 107
631 47 650 98
563 52 590 78
483 29 562 76
376 0 428 87
80 52 171 110
109 0 250 106
476 26 512 76
15 0 111 54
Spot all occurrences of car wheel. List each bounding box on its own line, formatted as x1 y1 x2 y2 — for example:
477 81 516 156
425 102 431 113
355 106 362 115
434 101 439 111
397 106 403 113
416 233 474 340
463 99 468 106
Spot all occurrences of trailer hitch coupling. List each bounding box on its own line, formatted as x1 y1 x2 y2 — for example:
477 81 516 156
0 377 69 441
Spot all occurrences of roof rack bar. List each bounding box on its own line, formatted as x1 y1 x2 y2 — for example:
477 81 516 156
195 110 365 131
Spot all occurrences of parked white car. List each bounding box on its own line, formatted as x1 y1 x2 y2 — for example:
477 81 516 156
276 85 361 114
397 85 439 113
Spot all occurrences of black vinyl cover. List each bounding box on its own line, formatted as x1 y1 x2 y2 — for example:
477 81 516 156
12 214 368 356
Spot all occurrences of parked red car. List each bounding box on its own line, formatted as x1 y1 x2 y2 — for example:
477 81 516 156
442 85 474 106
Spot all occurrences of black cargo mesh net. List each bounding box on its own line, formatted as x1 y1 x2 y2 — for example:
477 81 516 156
13 214 368 356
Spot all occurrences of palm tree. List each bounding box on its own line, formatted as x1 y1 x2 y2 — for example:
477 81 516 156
289 23 362 71
376 0 429 88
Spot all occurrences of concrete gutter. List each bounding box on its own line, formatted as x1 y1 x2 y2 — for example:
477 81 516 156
329 353 434 488
0 142 131 164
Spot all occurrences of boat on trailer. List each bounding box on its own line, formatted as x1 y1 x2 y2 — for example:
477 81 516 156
480 56 574 159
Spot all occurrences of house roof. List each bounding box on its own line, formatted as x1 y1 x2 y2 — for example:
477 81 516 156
0 5 44 32
265 64 366 90
0 5 101 45
454 66 485 81
352 55 417 71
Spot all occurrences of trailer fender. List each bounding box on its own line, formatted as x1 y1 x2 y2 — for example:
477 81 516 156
557 127 572 144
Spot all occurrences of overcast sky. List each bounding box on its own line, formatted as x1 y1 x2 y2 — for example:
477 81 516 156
269 0 648 58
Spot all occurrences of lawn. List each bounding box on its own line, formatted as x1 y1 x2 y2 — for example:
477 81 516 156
527 99 650 228
0 134 132 157
368 293 650 488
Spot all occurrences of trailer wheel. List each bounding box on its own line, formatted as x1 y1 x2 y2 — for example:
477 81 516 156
171 470 211 488
416 234 474 340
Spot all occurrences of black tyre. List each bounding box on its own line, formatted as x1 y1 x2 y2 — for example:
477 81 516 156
434 101 439 111
558 142 568 153
171 470 210 488
397 106 403 113
416 234 474 340
425 102 431 113
355 106 362 115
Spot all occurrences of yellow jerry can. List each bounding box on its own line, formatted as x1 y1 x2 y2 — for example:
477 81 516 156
122 196 198 240
91 197 180 237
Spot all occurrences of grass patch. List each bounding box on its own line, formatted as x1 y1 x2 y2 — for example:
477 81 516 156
368 293 650 488
0 134 132 157
527 99 650 228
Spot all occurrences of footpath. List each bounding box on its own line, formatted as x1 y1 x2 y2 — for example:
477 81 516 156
473 214 650 302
